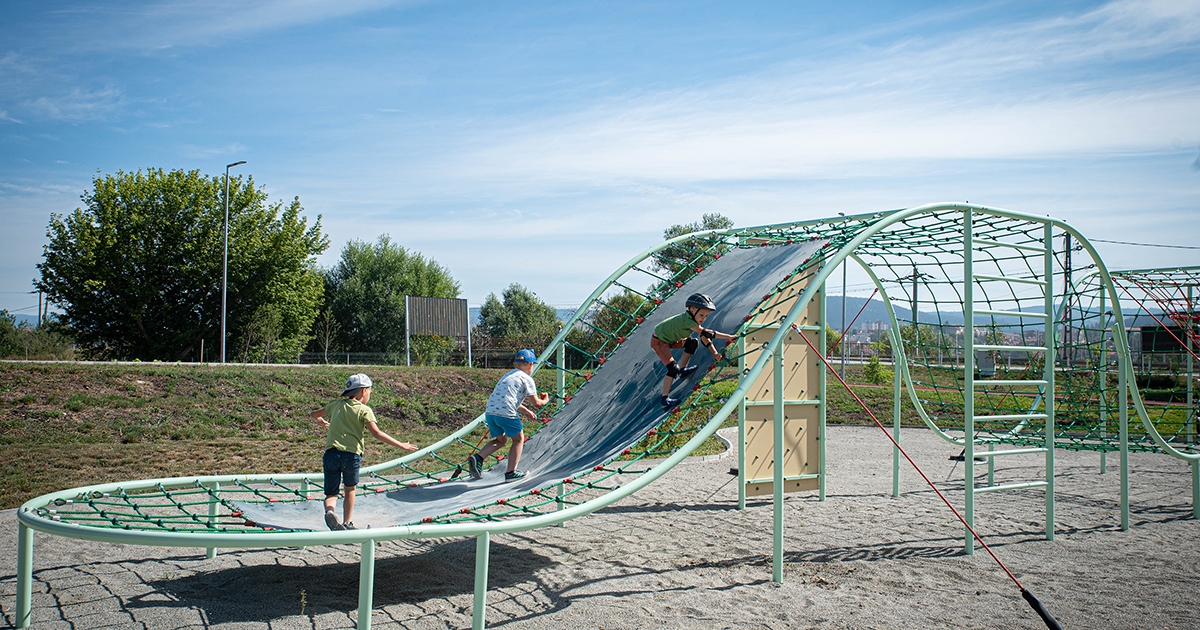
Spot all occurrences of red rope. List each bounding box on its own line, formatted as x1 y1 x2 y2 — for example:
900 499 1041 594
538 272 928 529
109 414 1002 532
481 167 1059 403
793 326 1025 591
1117 281 1200 364
828 287 879 356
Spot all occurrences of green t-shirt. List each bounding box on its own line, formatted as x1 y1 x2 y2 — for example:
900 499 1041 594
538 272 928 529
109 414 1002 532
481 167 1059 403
653 312 700 344
325 398 376 455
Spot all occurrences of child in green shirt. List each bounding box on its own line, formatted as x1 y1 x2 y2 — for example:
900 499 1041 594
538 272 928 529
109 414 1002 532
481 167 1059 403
310 373 417 530
650 293 736 408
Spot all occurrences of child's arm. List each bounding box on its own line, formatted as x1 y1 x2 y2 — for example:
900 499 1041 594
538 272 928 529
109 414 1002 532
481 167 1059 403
528 391 551 408
692 326 734 361
516 404 538 422
366 422 418 451
309 408 329 428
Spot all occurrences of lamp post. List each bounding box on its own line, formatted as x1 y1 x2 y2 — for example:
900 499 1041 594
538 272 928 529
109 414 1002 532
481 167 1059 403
220 160 246 364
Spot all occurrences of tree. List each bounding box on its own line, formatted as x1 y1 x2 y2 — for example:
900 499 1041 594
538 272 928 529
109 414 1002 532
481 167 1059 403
0 310 20 357
478 283 559 350
652 213 734 294
325 235 460 353
654 213 734 276
36 168 327 361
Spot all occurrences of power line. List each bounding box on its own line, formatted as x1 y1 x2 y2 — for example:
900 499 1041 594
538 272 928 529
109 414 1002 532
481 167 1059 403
1094 237 1200 249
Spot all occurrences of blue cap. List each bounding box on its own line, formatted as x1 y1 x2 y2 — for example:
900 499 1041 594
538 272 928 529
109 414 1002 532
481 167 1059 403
514 349 537 364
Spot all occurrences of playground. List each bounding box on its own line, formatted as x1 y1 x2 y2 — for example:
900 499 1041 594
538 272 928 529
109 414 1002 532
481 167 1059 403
8 203 1200 628
3 424 1197 628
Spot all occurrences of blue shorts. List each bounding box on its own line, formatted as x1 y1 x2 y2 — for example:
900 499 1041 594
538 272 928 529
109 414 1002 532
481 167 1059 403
323 448 362 496
485 413 523 438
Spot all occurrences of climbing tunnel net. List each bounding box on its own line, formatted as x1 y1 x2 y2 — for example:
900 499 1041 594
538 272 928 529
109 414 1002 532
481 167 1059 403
22 205 1196 538
25 223 842 537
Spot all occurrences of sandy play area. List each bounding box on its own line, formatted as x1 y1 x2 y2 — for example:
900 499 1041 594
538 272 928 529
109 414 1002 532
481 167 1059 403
3 424 1198 629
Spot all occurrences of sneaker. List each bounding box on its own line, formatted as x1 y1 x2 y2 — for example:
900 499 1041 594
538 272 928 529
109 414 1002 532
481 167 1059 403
467 454 483 480
343 522 357 530
660 395 679 409
324 511 344 531
504 470 525 482
679 364 698 378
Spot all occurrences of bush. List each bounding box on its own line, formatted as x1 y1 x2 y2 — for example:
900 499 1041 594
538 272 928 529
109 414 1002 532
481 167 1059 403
863 355 893 385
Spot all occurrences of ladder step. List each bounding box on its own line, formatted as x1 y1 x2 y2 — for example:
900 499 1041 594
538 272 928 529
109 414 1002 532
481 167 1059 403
971 238 1047 254
973 344 1047 353
972 273 1047 287
744 400 820 407
973 447 1048 458
974 379 1048 387
973 413 1048 422
972 308 1048 319
974 481 1049 494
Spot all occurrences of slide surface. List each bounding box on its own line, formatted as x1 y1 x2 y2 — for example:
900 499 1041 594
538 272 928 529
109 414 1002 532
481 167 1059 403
236 240 825 530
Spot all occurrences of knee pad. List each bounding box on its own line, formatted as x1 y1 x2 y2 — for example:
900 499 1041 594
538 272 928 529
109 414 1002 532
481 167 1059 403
683 337 699 354
666 361 682 377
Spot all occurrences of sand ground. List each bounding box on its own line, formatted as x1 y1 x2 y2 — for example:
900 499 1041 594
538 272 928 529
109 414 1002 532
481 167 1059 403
2 424 1198 629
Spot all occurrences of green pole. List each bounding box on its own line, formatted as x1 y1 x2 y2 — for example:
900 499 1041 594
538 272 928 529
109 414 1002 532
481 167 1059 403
16 520 32 628
1043 221 1056 542
818 278 828 502
557 343 566 412
206 481 220 559
358 539 375 630
772 346 785 583
556 482 566 527
1120 328 1130 531
737 336 747 510
892 326 901 499
473 531 491 630
1100 289 1107 474
963 208 976 556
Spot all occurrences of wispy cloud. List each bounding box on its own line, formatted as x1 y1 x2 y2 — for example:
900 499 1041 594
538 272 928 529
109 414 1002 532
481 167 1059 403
179 142 250 159
412 0 1200 188
0 110 21 124
25 85 124 122
43 0 424 52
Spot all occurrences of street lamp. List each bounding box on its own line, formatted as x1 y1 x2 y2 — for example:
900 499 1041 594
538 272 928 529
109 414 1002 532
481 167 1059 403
220 160 247 363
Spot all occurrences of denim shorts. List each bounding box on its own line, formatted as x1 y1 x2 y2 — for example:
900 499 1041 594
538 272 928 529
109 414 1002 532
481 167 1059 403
485 413 523 438
323 448 363 496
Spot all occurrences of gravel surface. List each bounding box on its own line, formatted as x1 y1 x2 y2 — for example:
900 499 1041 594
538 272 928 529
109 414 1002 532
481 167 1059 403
3 424 1198 629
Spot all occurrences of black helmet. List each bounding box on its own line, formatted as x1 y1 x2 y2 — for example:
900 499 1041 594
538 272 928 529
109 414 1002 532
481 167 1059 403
685 293 717 311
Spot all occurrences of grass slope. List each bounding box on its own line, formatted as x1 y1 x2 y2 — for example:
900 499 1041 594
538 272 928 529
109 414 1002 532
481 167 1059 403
0 362 920 510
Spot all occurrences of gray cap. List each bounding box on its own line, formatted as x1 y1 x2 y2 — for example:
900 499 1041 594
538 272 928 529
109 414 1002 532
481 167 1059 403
342 373 373 397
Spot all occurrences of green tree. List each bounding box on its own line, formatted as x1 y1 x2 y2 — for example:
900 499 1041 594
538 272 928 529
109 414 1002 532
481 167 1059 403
478 283 559 350
325 235 460 353
0 310 21 357
36 169 327 361
654 213 734 278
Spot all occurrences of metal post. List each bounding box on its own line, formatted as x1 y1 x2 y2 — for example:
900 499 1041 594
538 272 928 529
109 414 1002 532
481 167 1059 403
555 482 566 527
357 539 375 630
1100 289 1107 474
1043 222 1056 541
405 295 411 367
205 481 220 559
772 345 785 583
892 326 901 498
840 261 847 378
1120 336 1129 531
473 531 491 630
467 301 473 367
737 336 747 510
557 343 566 412
818 281 827 502
963 208 976 555
220 160 245 364
16 520 33 628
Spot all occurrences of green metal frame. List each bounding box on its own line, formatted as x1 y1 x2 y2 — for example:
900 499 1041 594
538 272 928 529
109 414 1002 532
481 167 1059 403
14 202 1198 628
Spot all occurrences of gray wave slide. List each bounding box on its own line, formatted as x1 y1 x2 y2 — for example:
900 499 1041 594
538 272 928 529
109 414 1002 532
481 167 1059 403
235 239 826 530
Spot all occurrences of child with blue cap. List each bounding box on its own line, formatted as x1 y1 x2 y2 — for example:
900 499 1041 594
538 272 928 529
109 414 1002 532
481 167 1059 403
466 349 550 481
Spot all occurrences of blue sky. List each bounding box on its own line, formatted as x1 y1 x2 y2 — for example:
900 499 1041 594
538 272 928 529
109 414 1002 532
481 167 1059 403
2 0 1198 318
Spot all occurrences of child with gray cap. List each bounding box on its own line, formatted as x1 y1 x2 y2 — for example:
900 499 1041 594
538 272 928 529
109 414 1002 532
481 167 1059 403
465 349 550 482
310 373 417 531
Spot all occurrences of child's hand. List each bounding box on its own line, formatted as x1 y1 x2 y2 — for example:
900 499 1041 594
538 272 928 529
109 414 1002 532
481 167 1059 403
398 442 418 451
538 392 550 404
317 418 330 428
